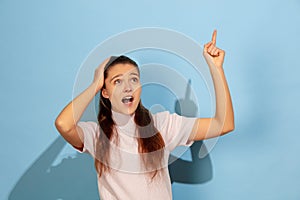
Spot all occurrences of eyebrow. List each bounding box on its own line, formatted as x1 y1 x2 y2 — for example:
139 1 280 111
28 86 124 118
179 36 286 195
110 72 139 82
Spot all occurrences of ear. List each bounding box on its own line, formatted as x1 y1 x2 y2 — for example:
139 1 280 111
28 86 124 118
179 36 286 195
101 88 109 99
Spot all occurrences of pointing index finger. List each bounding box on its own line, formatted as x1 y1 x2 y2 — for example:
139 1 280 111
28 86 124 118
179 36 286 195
212 30 217 45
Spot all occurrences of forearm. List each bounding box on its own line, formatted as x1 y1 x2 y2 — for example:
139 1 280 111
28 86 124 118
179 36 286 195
192 30 234 140
209 65 234 133
55 82 98 132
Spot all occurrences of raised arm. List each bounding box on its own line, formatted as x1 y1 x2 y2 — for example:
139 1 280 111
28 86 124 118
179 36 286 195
54 58 110 149
189 30 235 141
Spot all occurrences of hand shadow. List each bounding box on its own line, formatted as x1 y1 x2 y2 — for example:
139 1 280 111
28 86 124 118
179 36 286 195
168 79 213 184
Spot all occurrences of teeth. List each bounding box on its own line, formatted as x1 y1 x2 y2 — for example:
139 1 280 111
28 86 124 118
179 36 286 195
122 96 134 103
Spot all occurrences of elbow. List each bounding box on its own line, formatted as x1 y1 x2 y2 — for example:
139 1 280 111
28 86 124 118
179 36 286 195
54 117 73 134
221 122 235 135
54 117 64 133
226 125 235 134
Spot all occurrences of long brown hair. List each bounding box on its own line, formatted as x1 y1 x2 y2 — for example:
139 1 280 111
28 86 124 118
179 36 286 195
95 56 165 178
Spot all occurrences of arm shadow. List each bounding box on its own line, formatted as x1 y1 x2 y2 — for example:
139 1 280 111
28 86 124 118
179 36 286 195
8 136 99 200
168 141 213 184
169 79 213 184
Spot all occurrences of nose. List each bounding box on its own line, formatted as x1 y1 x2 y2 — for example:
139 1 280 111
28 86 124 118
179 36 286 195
123 80 133 93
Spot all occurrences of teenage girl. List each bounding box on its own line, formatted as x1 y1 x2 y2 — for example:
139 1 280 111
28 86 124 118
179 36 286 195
55 30 234 200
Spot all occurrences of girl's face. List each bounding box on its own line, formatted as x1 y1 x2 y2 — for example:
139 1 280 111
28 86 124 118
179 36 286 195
102 63 141 115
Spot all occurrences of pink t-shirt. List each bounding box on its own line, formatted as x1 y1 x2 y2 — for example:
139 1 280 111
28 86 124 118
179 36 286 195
77 111 197 200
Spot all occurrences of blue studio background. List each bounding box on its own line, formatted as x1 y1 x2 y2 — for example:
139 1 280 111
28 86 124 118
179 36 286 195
1 0 300 200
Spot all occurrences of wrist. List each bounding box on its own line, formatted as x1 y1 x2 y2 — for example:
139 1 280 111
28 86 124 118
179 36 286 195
89 82 101 95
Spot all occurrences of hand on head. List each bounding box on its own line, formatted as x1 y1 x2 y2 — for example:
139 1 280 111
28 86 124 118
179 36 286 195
93 57 111 92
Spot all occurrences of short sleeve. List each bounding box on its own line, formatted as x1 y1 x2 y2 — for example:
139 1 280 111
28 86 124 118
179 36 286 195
152 111 197 151
76 121 99 155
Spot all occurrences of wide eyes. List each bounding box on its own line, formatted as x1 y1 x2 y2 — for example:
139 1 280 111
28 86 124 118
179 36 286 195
131 77 139 83
113 77 139 85
114 79 122 85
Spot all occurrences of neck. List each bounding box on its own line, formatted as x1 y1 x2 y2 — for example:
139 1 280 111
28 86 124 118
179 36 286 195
111 109 134 126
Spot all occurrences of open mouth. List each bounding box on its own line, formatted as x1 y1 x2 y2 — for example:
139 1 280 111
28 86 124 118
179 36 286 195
121 96 134 104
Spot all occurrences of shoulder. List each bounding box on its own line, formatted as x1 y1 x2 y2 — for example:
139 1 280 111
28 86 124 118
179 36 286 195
151 111 171 124
151 111 197 149
151 110 170 119
77 121 99 132
151 111 197 133
76 121 100 154
77 121 100 139
151 111 184 130
151 110 185 120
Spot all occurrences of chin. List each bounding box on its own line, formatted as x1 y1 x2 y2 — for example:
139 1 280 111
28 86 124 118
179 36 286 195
127 107 138 115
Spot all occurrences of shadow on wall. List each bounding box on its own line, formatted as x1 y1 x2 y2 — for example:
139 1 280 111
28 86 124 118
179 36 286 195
9 80 213 199
169 79 213 184
8 137 99 200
